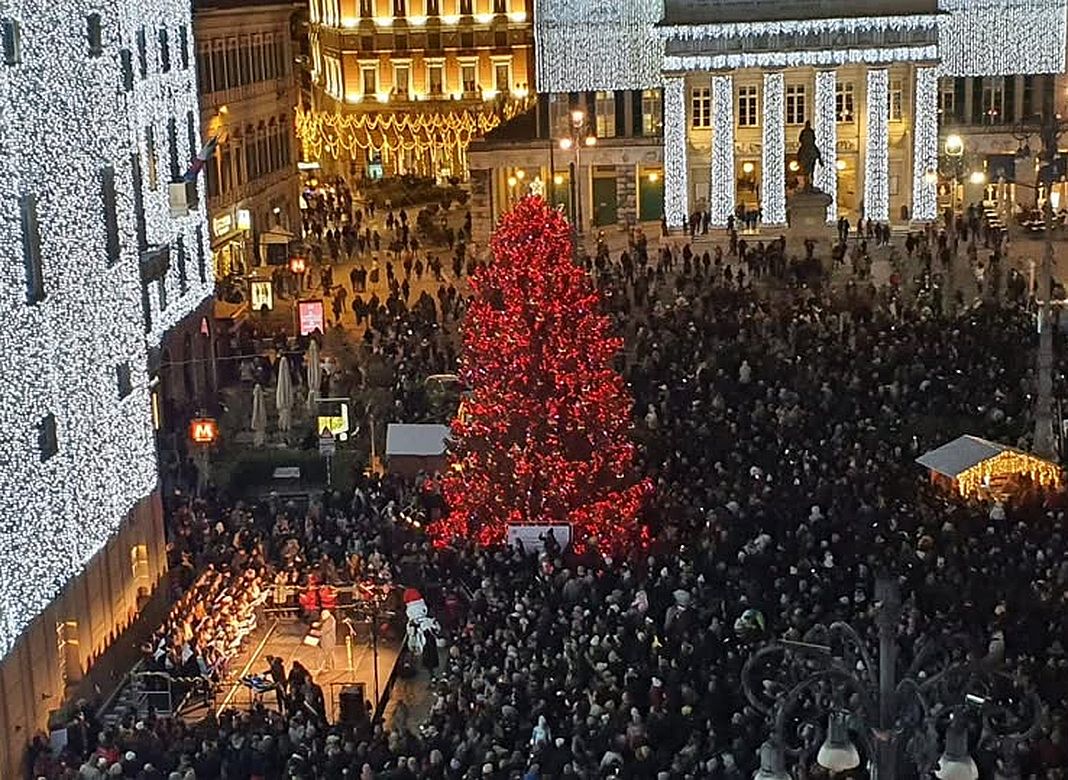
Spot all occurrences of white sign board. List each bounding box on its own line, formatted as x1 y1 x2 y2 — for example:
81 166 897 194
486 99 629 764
319 429 336 456
506 524 571 554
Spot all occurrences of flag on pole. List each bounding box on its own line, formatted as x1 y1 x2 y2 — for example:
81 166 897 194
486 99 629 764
183 136 219 182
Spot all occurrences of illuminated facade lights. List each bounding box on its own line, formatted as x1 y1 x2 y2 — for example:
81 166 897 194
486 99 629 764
0 0 211 654
761 70 786 225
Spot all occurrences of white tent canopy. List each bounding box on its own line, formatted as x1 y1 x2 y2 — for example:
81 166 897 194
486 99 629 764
385 424 451 457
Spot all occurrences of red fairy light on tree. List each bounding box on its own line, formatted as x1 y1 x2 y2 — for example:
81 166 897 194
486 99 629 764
429 197 652 555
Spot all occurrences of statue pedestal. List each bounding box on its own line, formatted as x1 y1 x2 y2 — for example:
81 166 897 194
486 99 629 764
787 188 833 236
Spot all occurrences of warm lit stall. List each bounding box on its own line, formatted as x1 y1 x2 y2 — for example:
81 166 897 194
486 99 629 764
916 434 1062 500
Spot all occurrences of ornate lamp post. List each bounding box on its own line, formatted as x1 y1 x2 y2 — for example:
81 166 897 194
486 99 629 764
743 578 1040 779
558 108 597 236
943 133 965 242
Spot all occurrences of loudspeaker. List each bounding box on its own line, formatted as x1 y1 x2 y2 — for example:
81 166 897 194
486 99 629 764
338 683 368 726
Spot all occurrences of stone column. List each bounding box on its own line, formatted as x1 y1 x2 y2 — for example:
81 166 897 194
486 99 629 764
710 72 735 226
662 75 688 228
864 67 890 222
761 70 786 225
911 65 939 222
814 69 838 222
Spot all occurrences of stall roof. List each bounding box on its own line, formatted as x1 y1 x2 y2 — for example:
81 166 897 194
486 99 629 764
915 435 1012 478
385 424 451 457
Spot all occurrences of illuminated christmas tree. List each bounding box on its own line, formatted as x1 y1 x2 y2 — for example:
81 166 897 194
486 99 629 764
431 197 651 554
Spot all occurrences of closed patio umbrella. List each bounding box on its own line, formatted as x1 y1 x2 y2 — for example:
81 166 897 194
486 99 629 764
306 338 322 412
251 383 267 447
276 356 294 433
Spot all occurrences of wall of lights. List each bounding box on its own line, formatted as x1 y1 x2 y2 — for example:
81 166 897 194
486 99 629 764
662 45 939 73
937 0 1067 76
911 66 939 222
864 68 890 223
660 14 939 42
761 70 786 225
814 69 837 223
710 73 735 226
0 0 210 655
662 75 688 228
533 0 663 92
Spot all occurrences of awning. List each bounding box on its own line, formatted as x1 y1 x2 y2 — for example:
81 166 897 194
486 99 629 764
260 228 296 245
915 435 1008 478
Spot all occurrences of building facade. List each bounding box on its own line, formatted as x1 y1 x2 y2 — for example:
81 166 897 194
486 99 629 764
195 0 302 280
467 90 665 242
304 0 535 178
0 0 211 769
469 0 1068 237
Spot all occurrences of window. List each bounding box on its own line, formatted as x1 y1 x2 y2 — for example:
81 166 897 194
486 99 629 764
131 153 147 252
159 28 170 73
785 83 805 125
393 0 406 15
87 14 103 57
145 126 158 189
251 36 263 83
1 18 19 65
426 0 440 13
176 235 188 293
220 140 232 192
691 86 711 128
889 78 903 122
939 82 955 118
394 64 409 98
38 413 58 462
116 363 133 399
642 89 661 136
167 117 179 181
186 110 197 171
493 0 506 11
495 63 509 92
737 84 758 127
595 90 615 137
983 76 1004 124
196 224 206 282
836 81 854 123
178 25 189 69
359 0 373 15
136 27 148 78
461 64 476 94
460 0 473 13
20 193 44 304
428 63 443 95
362 65 376 95
211 42 225 90
226 39 238 87
238 36 250 85
101 166 120 266
121 48 134 90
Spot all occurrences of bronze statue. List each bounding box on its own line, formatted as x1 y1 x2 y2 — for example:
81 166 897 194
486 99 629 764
797 120 823 191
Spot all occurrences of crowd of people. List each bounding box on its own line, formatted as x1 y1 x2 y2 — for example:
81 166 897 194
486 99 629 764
30 197 1068 780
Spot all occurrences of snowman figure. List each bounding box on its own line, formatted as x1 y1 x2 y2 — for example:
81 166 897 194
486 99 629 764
403 588 441 658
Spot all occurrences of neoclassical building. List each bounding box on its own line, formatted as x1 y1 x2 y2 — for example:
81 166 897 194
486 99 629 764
468 0 1068 237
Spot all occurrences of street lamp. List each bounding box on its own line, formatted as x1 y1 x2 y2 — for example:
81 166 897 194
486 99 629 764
558 109 597 236
936 716 980 780
944 134 965 240
743 577 1040 780
816 712 861 772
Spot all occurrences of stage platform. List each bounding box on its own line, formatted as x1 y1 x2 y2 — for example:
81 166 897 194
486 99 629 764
186 617 402 725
